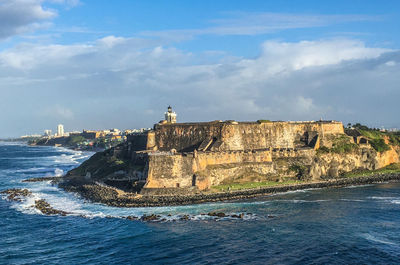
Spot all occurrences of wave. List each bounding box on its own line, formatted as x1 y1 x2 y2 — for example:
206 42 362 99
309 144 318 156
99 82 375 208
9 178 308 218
369 196 399 200
345 184 374 189
4 181 259 222
270 199 330 203
339 199 366 202
368 196 400 205
361 233 398 246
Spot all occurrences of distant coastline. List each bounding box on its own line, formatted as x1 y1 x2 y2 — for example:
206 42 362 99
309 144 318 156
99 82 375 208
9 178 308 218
0 138 105 152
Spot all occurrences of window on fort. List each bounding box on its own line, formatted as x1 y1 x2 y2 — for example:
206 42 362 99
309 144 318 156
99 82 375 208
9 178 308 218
176 183 180 188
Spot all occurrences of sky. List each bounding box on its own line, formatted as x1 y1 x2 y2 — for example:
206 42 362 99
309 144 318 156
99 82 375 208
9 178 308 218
0 0 400 137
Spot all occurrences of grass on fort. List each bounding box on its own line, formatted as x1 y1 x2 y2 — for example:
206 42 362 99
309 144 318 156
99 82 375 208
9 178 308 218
342 163 400 178
211 179 301 192
211 163 400 192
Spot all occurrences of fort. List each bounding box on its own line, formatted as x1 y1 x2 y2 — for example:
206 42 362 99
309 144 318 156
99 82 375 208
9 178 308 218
63 107 400 199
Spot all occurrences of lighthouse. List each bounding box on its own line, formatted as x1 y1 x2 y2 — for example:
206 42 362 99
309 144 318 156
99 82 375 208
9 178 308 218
164 106 177 123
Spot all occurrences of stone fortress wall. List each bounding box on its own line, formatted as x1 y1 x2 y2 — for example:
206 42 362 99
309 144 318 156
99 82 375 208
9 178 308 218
145 147 315 191
142 120 344 152
125 120 345 192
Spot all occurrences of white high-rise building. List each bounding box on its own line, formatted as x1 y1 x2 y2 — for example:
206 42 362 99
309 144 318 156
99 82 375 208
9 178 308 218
164 106 177 123
44 130 52 137
57 124 64 137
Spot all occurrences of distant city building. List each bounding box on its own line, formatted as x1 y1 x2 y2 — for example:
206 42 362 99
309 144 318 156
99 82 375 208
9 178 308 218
125 128 152 135
164 106 177 123
81 130 102 139
43 130 52 137
21 134 42 138
109 128 121 135
57 124 64 137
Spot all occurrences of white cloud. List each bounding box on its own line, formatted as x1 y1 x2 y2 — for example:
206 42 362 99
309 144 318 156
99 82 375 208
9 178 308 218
0 0 57 39
0 0 81 40
237 39 390 79
0 36 399 137
140 12 379 38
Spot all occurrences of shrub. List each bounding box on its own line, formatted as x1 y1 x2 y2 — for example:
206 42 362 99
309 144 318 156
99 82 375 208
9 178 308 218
370 138 391 152
318 135 359 154
389 134 400 146
257 119 271 123
353 123 370 130
288 164 308 180
68 135 86 145
331 142 359 154
316 146 330 154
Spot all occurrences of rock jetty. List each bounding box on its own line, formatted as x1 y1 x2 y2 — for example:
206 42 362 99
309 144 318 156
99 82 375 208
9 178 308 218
34 199 70 216
59 173 400 207
23 176 61 183
1 188 32 201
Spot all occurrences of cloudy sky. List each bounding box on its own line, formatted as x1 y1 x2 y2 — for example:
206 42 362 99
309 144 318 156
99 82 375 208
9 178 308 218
1 0 399 137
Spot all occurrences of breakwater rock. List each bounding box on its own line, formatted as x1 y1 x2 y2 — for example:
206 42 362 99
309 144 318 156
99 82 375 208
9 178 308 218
59 173 400 207
1 188 32 201
23 176 61 183
34 199 70 216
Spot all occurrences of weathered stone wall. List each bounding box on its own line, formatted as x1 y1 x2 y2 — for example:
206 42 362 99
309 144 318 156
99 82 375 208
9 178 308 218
309 146 400 180
153 122 225 152
127 133 149 151
144 149 274 190
150 121 344 152
143 144 400 192
143 148 317 191
220 121 343 151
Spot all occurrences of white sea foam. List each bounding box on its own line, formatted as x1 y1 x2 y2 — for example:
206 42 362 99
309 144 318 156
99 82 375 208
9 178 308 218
6 179 259 222
54 168 64 177
369 196 399 200
339 199 366 202
362 233 398 246
271 199 330 203
367 196 400 205
345 184 374 189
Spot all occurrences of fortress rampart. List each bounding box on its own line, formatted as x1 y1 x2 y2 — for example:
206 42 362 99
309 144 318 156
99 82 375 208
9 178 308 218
143 147 316 191
123 120 346 192
129 120 344 153
64 107 400 200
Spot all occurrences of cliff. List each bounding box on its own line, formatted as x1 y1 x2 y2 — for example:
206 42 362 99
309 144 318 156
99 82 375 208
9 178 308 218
61 120 400 199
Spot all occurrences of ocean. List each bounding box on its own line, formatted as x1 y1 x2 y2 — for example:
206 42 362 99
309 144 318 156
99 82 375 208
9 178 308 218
1 142 400 264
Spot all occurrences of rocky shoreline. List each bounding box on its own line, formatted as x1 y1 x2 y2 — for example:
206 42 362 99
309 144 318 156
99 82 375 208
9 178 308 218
0 188 253 222
59 173 400 207
3 173 400 222
22 176 62 183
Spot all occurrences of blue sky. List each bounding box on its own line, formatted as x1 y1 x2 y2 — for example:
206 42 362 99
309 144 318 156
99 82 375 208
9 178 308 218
0 0 399 137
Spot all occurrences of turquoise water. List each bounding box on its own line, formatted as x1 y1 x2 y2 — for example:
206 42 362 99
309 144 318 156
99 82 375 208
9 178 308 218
1 143 400 264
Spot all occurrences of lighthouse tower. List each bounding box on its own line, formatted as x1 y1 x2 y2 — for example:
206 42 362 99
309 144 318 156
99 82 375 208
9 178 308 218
164 106 177 123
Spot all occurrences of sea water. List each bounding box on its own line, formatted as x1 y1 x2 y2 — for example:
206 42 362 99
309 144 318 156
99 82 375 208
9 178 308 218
1 142 400 264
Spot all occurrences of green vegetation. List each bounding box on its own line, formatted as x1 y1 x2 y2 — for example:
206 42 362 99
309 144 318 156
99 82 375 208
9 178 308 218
355 124 392 152
343 163 400 178
317 135 359 154
212 179 302 192
369 138 391 152
257 119 271 123
389 133 400 146
67 135 86 146
288 164 308 180
347 123 400 152
68 148 133 179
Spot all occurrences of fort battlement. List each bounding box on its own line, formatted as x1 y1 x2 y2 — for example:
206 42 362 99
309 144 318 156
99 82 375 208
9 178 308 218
123 120 345 191
128 120 344 154
64 108 400 199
